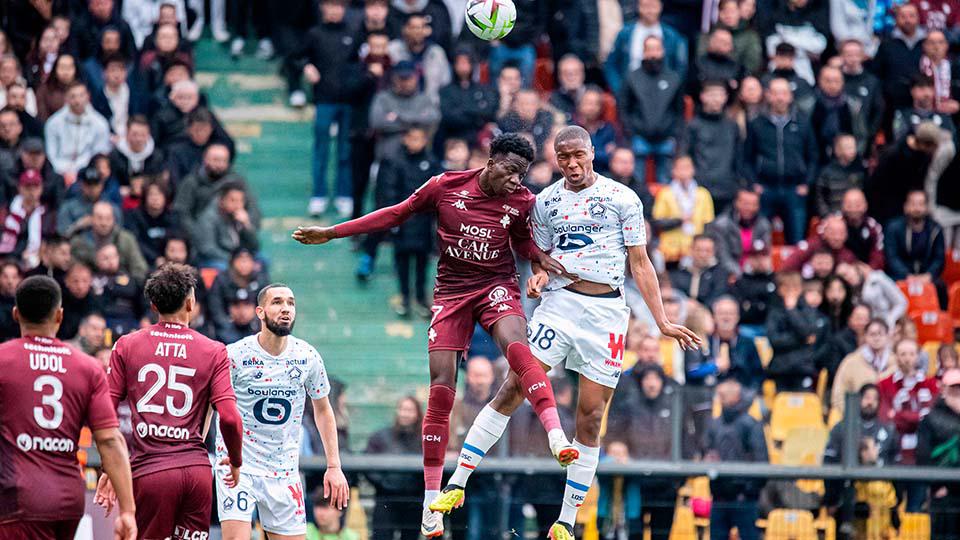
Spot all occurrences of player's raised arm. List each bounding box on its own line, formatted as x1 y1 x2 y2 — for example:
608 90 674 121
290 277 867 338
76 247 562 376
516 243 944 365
626 244 701 350
93 427 137 540
311 397 350 510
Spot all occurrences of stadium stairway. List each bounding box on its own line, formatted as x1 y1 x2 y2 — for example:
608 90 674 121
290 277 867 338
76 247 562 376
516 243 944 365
196 41 434 450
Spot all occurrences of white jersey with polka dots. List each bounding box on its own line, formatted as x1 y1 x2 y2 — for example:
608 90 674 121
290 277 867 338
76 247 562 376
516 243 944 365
532 174 646 291
215 334 330 478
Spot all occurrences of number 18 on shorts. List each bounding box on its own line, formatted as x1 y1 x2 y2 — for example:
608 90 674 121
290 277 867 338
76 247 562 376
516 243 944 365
216 468 307 536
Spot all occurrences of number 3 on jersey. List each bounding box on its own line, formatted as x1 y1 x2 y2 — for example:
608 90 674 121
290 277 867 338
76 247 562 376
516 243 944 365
528 323 556 350
33 375 64 429
136 363 196 417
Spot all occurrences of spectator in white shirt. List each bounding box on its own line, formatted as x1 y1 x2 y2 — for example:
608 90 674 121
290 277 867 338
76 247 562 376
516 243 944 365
44 81 112 184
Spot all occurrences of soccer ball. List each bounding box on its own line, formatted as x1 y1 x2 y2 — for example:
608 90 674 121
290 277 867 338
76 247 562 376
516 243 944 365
464 0 516 41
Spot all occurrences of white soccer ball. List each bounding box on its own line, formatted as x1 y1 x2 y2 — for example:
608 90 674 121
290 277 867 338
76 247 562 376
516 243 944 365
464 0 516 41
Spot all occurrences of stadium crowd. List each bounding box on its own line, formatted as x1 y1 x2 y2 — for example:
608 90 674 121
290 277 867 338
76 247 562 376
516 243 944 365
4 0 960 539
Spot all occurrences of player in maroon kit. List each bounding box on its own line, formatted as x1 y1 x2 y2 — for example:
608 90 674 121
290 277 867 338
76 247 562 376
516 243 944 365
0 276 137 540
95 263 245 539
293 133 579 535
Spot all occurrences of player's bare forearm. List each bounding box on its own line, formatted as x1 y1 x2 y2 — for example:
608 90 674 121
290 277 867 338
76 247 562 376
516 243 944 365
93 427 136 514
201 404 213 440
293 202 414 244
312 397 342 468
214 399 244 467
627 245 701 349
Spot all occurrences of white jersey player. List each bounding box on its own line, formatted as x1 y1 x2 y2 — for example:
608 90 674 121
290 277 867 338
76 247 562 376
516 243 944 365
430 126 700 540
215 284 349 540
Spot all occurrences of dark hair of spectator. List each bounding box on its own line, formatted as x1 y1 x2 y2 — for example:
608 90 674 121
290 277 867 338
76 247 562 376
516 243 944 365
187 107 214 125
67 261 93 276
127 114 150 129
866 317 889 333
395 395 424 429
701 79 729 93
859 382 880 397
102 53 128 69
718 0 738 9
145 263 197 314
911 74 935 88
775 42 796 56
66 79 88 93
692 234 713 244
15 276 61 324
49 55 79 87
1 259 21 275
489 132 535 163
163 234 191 256
0 106 17 117
499 61 521 74
143 176 169 199
41 233 68 247
164 58 193 77
775 271 802 288
367 30 389 41
906 189 928 202
257 282 291 306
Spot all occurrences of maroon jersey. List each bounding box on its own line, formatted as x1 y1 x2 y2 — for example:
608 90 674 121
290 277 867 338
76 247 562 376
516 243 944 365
0 336 118 523
108 322 236 478
336 168 538 297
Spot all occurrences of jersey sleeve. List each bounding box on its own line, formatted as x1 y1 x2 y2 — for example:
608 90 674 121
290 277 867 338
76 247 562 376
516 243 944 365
531 193 554 251
106 339 127 402
86 362 120 431
209 344 237 404
304 346 331 401
620 189 646 247
406 174 445 213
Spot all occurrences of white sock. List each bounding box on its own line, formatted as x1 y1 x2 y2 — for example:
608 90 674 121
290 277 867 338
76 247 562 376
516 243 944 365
558 440 600 525
448 405 511 487
424 490 440 509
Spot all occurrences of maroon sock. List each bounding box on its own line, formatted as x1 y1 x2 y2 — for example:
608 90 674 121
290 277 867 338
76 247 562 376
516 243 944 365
506 341 561 432
422 383 456 491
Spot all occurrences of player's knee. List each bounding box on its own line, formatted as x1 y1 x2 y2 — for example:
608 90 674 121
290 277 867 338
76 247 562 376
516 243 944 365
424 384 456 422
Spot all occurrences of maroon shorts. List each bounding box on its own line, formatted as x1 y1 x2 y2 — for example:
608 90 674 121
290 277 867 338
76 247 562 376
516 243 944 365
428 281 525 352
0 519 80 540
134 465 212 540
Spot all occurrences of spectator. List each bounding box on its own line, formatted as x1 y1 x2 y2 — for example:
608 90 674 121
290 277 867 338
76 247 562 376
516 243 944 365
730 240 777 331
57 164 120 238
108 115 166 188
365 396 424 540
123 179 178 266
936 344 959 379
706 189 772 276
165 107 214 184
838 189 885 269
70 200 148 281
669 235 731 307
837 262 908 330
893 74 957 142
497 89 554 155
682 81 742 213
704 377 768 540
697 0 763 75
58 261 101 340
695 28 745 92
0 169 56 268
884 190 947 299
90 55 148 138
916 369 960 540
194 183 259 269
484 0 546 85
828 302 874 383
762 0 830 87
814 135 866 216
91 242 146 336
35 54 80 122
437 49 498 149
879 339 939 467
783 215 860 273
607 147 654 215
652 156 715 264
23 25 60 89
838 40 885 156
66 312 107 355
368 61 441 162
811 66 854 164
549 55 587 123
575 87 618 174
868 122 941 224
744 77 819 245
73 0 137 61
207 248 265 344
387 14 450 103
26 233 72 284
173 143 261 242
821 274 854 333
911 0 960 33
619 35 684 185
154 78 234 150
139 24 194 96
833 319 897 416
712 295 764 391
729 75 764 138
385 0 453 53
306 488 359 540
80 27 123 93
830 0 880 56
766 271 830 391
219 294 259 344
44 81 112 183
0 107 24 182
874 3 926 124
0 260 21 339
3 82 43 138
919 30 960 115
760 43 816 115
605 0 688 95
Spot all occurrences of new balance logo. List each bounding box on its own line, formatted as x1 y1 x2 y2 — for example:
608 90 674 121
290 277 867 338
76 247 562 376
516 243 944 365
528 381 547 393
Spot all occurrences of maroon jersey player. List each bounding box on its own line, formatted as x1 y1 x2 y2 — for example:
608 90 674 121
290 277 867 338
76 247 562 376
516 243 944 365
96 263 244 540
293 133 579 536
0 276 136 540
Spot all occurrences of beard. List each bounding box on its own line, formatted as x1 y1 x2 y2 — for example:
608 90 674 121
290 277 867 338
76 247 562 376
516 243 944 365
861 406 878 420
264 316 295 336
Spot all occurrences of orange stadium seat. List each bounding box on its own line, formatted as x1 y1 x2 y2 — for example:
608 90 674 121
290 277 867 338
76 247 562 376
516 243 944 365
770 393 824 442
602 92 620 126
911 311 954 345
948 282 960 327
200 267 220 290
898 280 940 314
944 249 960 286
765 509 817 540
771 246 794 272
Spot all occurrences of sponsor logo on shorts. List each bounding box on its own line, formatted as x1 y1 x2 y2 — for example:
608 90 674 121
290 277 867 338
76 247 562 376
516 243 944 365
604 359 622 368
497 304 511 312
488 286 513 307
173 526 208 540
16 433 75 452
289 483 305 508
528 381 547 393
136 422 191 440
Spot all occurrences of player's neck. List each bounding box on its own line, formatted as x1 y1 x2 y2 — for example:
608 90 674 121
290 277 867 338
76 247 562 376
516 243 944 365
19 324 58 339
158 313 191 326
258 331 287 357
477 170 497 198
564 171 598 193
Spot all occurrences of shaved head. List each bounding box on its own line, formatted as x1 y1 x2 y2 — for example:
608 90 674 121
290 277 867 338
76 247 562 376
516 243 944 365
554 125 592 150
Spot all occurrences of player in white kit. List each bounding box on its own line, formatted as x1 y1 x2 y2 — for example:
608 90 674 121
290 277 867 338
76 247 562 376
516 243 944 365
215 284 349 540
430 126 700 540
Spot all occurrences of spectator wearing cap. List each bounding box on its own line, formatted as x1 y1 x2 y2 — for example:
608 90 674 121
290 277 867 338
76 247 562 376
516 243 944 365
916 368 960 539
369 61 441 163
194 183 260 270
292 0 362 218
669 235 731 308
814 134 866 216
549 55 587 123
682 81 741 213
893 74 958 141
783 215 861 273
44 82 112 185
57 165 121 237
605 0 688 96
59 261 102 340
70 200 148 282
743 77 819 245
839 40 884 156
766 271 831 391
208 248 266 345
706 189 772 277
387 14 450 104
884 190 947 298
164 107 215 185
696 0 763 75
73 0 137 61
152 79 235 155
123 179 178 267
437 49 498 150
91 242 146 337
0 260 20 339
0 169 56 267
619 35 684 185
108 116 165 188
760 43 816 115
874 3 926 124
91 55 149 138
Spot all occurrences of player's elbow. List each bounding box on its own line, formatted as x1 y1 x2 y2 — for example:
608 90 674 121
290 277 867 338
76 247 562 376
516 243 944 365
94 428 129 461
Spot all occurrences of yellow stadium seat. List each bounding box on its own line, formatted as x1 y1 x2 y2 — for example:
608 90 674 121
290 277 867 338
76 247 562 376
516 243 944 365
899 512 931 540
770 393 824 442
669 506 697 540
755 336 773 368
765 509 818 540
816 368 828 402
922 341 940 378
781 426 828 466
763 379 777 411
814 511 836 540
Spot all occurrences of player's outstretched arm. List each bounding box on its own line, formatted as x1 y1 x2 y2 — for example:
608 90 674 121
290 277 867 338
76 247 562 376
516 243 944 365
626 245 701 350
292 200 417 244
92 427 137 540
214 398 244 487
312 396 350 510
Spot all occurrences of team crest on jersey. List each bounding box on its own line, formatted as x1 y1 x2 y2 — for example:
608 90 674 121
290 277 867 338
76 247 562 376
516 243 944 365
589 202 607 219
428 328 438 342
500 215 511 228
488 286 512 306
287 366 303 381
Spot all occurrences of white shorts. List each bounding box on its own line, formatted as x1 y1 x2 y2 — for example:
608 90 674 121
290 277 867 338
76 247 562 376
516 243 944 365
215 468 307 536
527 287 631 388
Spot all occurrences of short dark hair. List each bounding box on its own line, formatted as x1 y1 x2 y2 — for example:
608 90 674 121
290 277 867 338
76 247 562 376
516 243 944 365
912 74 935 88
489 132 535 163
144 263 197 314
187 107 213 126
102 53 128 69
0 106 18 117
41 233 69 247
66 80 88 94
257 283 291 306
866 317 889 333
701 79 729 93
15 275 61 324
859 383 879 397
127 114 150 129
